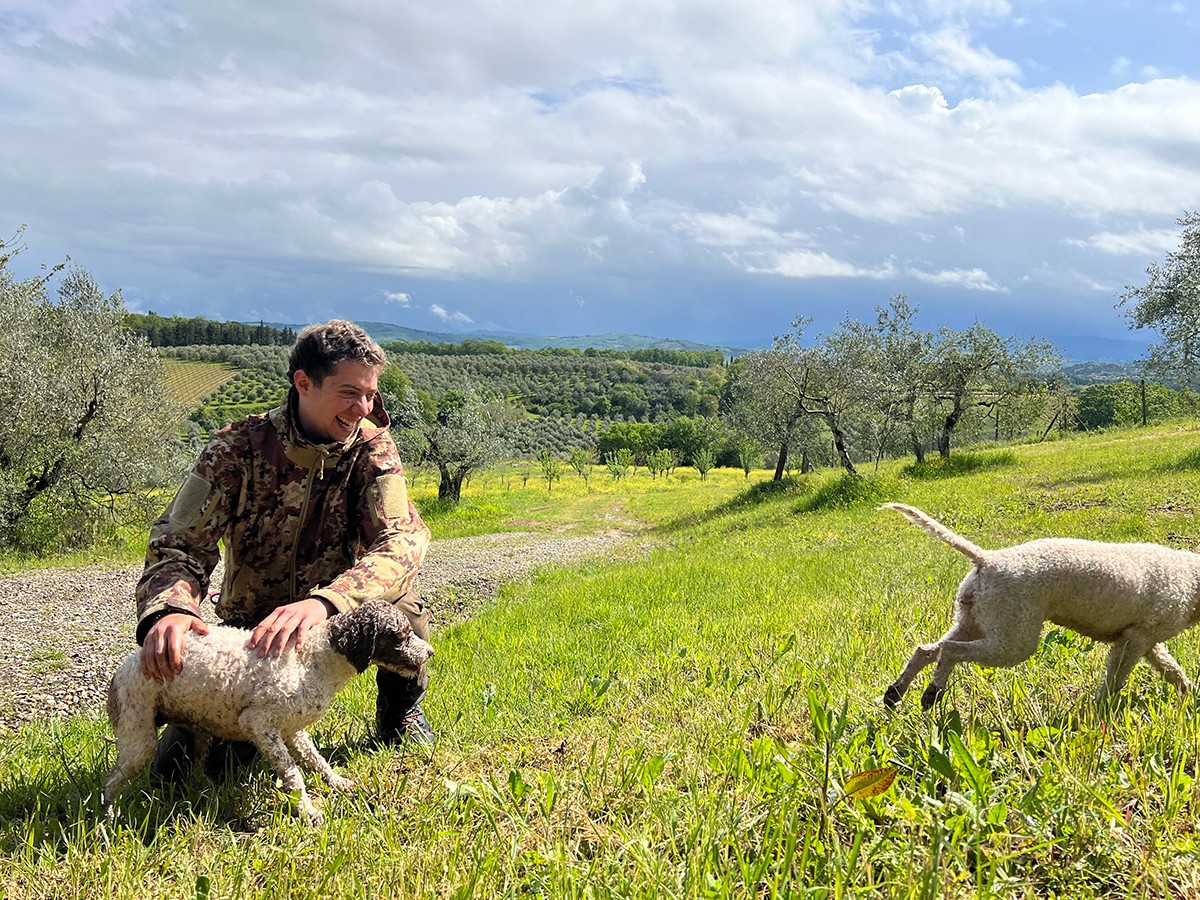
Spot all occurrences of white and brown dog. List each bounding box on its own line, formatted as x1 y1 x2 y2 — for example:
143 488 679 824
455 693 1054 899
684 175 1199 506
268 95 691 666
103 599 433 824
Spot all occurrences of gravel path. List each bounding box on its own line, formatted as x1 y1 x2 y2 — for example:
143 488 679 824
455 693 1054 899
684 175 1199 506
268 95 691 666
0 531 627 733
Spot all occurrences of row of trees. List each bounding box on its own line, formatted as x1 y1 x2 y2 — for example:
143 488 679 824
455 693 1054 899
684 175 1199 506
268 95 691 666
386 339 725 369
387 296 1066 499
728 297 1063 479
126 313 296 347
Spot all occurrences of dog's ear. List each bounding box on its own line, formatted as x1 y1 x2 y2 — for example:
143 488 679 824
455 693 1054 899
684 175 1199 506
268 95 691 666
373 613 432 674
328 602 387 673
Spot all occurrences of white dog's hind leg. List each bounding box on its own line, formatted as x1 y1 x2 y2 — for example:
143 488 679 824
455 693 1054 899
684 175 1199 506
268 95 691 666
921 628 1041 710
102 705 159 819
883 643 940 707
1145 642 1193 693
1097 629 1157 703
239 710 321 825
284 730 355 792
886 610 984 709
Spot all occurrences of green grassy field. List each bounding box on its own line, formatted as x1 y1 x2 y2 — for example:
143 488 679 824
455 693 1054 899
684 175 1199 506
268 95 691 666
5 425 1200 897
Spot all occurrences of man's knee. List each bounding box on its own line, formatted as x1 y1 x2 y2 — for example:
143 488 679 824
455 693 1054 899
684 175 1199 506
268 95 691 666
391 589 431 642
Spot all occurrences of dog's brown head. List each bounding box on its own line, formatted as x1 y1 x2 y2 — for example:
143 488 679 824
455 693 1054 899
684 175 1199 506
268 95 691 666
327 599 434 674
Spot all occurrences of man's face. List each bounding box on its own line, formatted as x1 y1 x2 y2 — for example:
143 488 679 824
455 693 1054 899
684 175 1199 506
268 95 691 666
293 359 381 444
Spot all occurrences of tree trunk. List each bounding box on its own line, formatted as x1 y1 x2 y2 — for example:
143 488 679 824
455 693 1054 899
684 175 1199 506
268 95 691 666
825 414 859 477
438 467 465 503
774 442 789 481
909 428 925 464
937 398 964 458
800 450 814 474
903 395 925 464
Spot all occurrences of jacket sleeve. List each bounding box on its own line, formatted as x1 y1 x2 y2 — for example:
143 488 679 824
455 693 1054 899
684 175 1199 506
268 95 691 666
307 432 430 614
134 433 237 643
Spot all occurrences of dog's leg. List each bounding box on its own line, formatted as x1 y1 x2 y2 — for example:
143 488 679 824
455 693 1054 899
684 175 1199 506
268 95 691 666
884 643 941 707
284 730 355 792
886 604 984 708
1145 642 1193 693
238 710 321 825
102 704 159 819
921 628 1041 710
1098 629 1157 703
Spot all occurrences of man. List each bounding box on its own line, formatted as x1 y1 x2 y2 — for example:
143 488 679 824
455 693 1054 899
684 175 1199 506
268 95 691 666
136 320 433 775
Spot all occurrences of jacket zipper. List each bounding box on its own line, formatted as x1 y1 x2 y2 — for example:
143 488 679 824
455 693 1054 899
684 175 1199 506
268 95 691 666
289 448 328 602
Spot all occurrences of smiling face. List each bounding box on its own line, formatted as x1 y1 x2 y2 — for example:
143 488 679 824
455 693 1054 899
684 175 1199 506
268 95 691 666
293 359 381 444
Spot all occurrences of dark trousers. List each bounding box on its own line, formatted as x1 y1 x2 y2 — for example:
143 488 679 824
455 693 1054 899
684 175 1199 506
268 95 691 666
376 590 431 734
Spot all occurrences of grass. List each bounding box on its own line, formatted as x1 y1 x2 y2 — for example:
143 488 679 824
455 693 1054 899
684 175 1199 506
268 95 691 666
7 427 1200 896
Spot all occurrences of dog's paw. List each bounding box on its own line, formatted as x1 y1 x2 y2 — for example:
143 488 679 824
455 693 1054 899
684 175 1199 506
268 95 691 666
328 774 356 792
302 807 325 827
920 683 946 710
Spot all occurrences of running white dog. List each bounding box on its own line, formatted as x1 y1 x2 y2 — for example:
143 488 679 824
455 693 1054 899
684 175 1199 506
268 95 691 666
881 503 1200 709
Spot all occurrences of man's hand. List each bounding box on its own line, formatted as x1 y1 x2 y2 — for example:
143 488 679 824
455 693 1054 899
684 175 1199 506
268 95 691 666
140 613 211 682
249 597 335 659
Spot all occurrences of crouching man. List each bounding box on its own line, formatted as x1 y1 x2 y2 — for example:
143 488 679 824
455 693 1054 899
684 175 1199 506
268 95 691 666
136 319 434 777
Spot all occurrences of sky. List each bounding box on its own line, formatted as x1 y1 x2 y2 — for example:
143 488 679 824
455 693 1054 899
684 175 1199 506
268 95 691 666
1 0 1198 356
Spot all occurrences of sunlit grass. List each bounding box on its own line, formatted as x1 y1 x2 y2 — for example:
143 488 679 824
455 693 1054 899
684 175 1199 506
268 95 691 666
7 424 1200 896
410 463 774 539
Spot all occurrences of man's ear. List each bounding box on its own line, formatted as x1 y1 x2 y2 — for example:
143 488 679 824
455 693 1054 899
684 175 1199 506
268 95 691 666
293 369 312 396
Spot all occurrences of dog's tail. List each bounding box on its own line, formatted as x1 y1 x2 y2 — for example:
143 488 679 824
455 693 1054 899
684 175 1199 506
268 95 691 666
880 503 989 566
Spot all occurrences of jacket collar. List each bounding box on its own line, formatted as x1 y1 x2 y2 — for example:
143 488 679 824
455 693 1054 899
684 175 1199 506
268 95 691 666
270 390 391 470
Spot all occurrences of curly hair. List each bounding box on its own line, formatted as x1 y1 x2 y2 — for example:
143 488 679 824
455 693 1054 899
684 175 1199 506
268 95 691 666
287 320 387 385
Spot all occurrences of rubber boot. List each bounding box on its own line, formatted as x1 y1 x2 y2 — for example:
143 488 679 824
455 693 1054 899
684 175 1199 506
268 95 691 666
150 724 197 782
376 667 436 748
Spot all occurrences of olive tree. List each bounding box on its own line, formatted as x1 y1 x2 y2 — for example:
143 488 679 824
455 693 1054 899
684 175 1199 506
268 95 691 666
725 347 829 481
0 243 186 551
388 385 514 503
927 323 1060 457
1119 212 1200 389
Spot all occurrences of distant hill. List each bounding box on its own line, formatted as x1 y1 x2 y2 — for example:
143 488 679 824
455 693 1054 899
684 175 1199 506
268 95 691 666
1049 334 1150 364
264 320 1145 365
1060 360 1142 387
269 321 747 356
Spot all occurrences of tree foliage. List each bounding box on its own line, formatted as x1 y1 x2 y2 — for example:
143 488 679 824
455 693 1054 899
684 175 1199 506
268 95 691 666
387 386 515 503
723 298 1063 477
1073 380 1187 430
0 242 186 551
724 347 829 481
126 312 295 347
1120 212 1200 389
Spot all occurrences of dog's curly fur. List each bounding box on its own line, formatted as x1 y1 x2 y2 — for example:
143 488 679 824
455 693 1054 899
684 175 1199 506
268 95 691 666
882 503 1200 710
102 599 434 824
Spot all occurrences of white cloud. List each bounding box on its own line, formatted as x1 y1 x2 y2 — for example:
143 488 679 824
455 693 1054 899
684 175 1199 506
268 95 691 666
430 304 474 326
381 290 412 307
1023 264 1119 294
0 0 1197 346
910 25 1021 84
743 248 896 280
907 266 1003 292
1068 228 1180 258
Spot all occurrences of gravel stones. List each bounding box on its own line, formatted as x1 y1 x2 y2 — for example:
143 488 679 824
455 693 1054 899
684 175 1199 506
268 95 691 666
0 531 624 733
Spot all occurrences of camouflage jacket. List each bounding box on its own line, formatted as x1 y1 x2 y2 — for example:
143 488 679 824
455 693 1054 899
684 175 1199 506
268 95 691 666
135 393 430 643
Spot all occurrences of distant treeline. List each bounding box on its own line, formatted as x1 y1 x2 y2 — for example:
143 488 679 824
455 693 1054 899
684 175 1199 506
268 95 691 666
384 339 726 369
126 312 296 347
